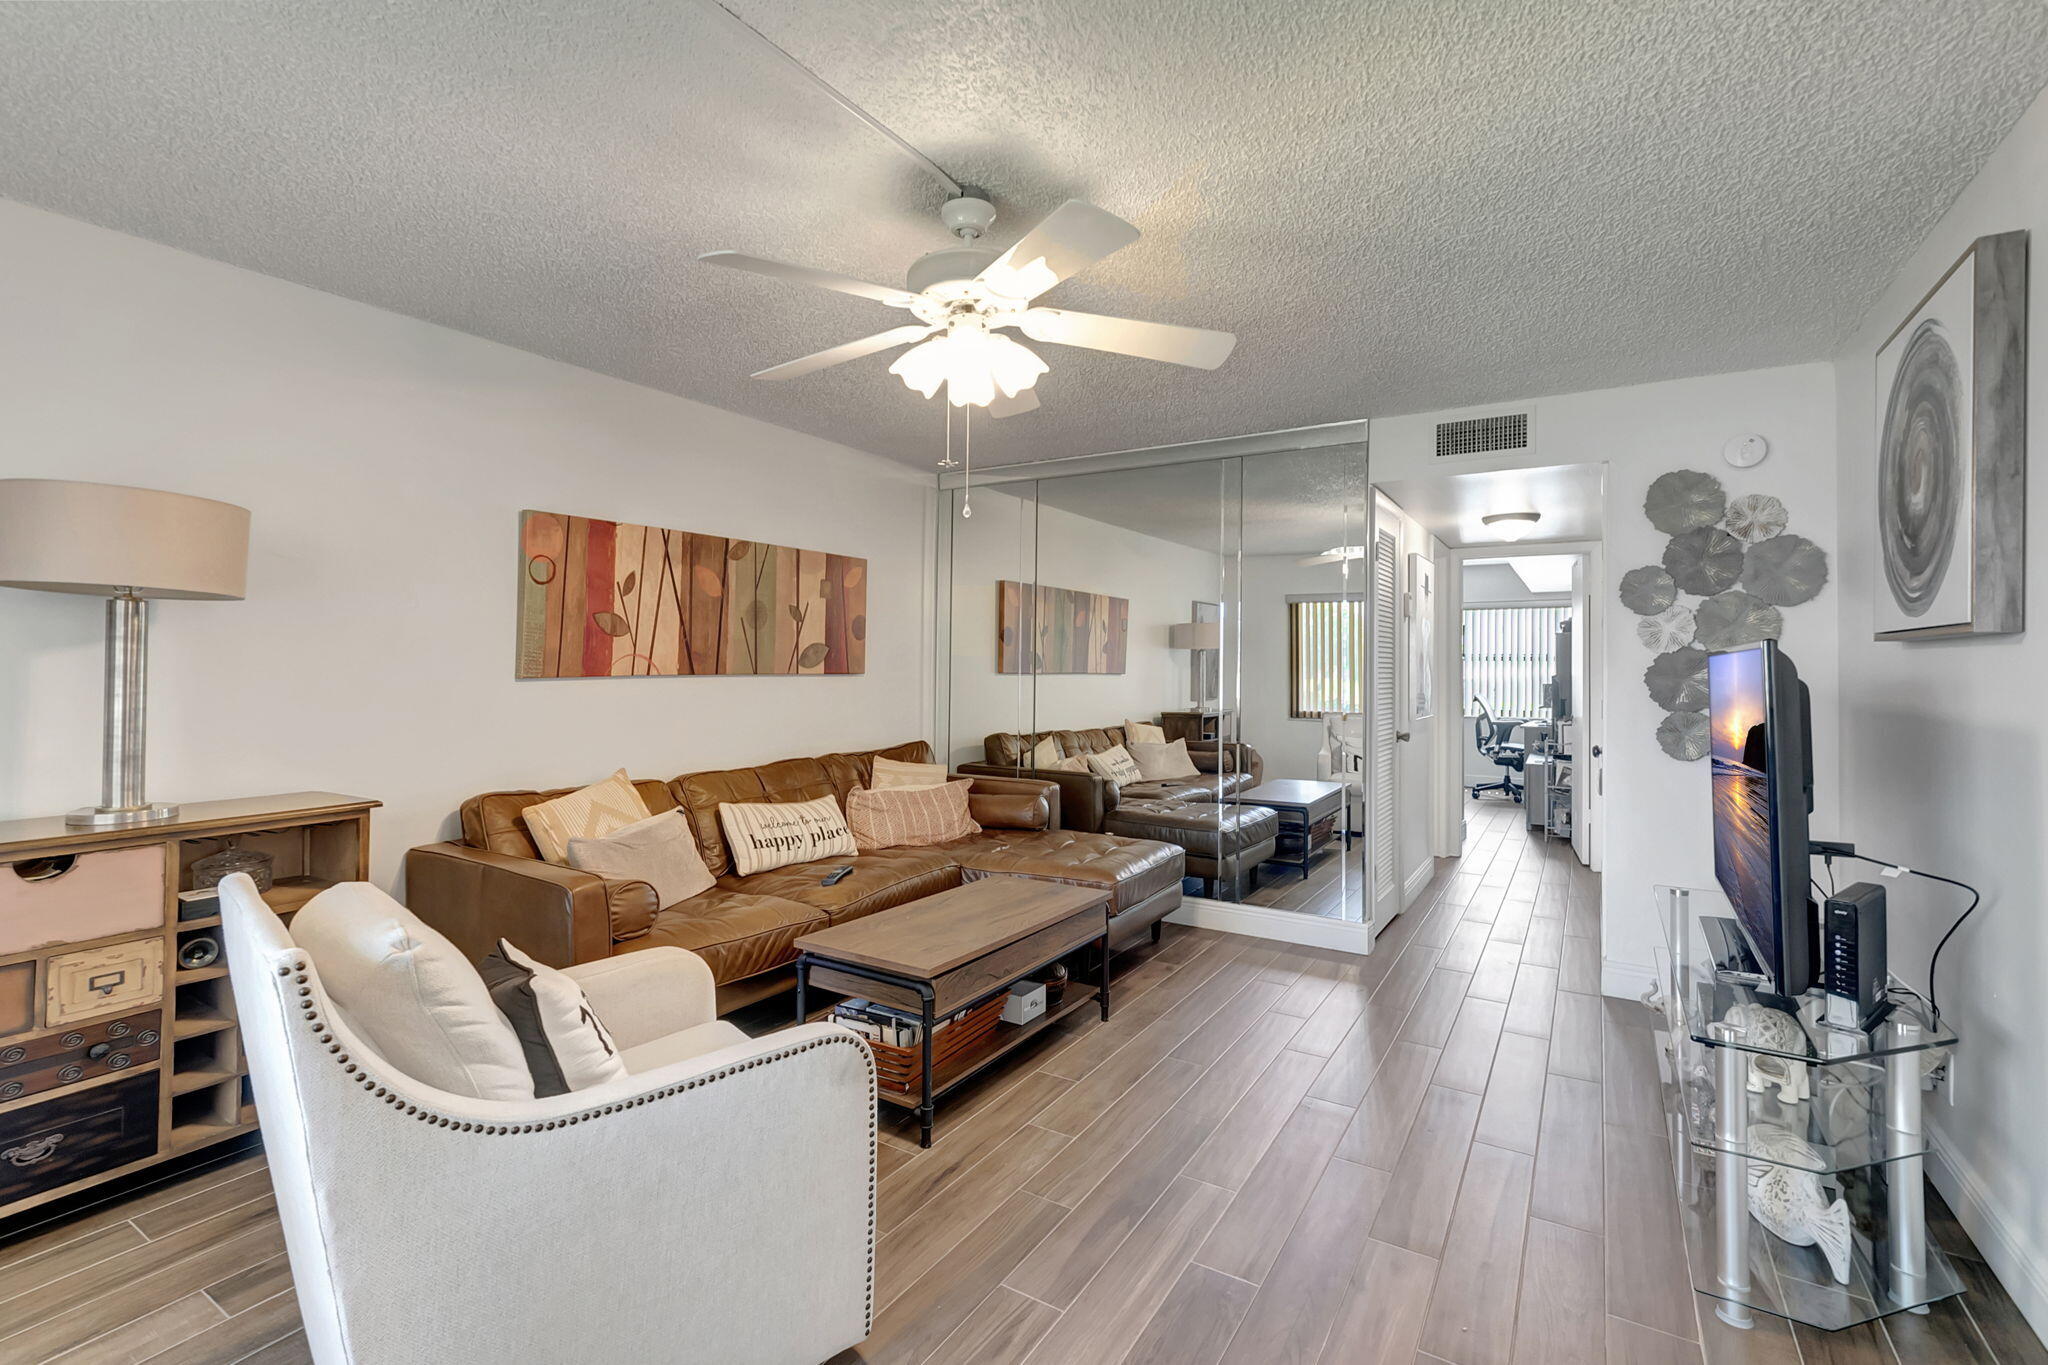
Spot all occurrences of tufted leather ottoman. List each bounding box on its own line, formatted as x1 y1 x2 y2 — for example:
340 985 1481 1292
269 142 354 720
1102 797 1279 902
950 828 1185 947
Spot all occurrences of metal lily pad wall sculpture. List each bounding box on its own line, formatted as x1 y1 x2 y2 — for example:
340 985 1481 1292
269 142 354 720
1621 467 1831 760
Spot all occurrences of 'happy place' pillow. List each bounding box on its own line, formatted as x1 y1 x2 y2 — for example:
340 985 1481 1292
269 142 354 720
717 795 859 876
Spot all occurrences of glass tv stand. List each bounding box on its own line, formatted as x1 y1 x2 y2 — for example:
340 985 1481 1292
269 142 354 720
1653 887 1963 1331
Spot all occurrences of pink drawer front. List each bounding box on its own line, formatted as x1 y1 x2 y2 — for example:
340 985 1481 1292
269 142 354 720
0 846 166 957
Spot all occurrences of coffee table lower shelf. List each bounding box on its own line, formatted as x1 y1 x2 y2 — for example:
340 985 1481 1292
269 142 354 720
874 985 1100 1111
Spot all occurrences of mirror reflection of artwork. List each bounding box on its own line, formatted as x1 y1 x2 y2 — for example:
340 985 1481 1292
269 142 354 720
517 510 865 677
996 579 1129 674
1407 553 1435 720
1873 230 2027 640
1190 600 1220 706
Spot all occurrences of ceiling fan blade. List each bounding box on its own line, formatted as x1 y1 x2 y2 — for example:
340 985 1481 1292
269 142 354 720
749 325 937 381
976 200 1140 300
1297 553 1344 567
699 251 917 308
1016 307 1237 369
985 387 1041 418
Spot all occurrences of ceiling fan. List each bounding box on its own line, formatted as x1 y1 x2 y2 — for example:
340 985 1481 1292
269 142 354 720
700 195 1236 417
1297 545 1368 567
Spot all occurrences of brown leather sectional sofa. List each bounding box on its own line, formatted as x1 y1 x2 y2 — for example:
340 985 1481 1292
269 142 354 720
405 740 1185 1013
957 727 1264 833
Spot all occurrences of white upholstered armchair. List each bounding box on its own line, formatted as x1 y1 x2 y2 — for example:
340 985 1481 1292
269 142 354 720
218 873 875 1365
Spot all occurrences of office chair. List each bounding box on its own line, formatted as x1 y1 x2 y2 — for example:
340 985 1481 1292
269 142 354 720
1470 696 1527 803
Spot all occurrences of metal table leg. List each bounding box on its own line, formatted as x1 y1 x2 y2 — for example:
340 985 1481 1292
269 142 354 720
1098 931 1112 1021
794 953 809 1023
917 982 936 1149
1711 1022 1754 1329
1887 1022 1928 1313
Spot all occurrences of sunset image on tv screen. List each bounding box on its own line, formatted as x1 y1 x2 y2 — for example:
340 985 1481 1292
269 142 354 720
1709 646 1775 954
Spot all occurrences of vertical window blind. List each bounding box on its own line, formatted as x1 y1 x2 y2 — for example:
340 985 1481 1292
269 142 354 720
1289 597 1365 718
1462 605 1569 718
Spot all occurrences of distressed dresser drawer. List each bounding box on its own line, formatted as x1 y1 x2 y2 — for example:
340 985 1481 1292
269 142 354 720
0 1009 162 1103
45 940 164 1028
0 962 32 1039
0 1072 159 1206
0 845 165 957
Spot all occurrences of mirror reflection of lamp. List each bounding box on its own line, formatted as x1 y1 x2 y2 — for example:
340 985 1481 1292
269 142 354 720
1168 621 1221 709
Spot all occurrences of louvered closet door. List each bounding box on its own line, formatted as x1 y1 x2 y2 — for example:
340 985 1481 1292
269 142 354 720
1368 524 1399 926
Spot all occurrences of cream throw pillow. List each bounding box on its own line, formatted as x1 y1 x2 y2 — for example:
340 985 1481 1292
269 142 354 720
871 755 949 790
1050 754 1090 773
566 810 715 908
719 795 859 876
1129 738 1202 782
846 781 980 851
1025 735 1064 769
1124 720 1168 745
1086 744 1144 785
522 769 651 864
291 883 533 1100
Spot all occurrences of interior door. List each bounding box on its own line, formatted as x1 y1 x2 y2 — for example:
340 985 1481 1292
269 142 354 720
1366 503 1402 932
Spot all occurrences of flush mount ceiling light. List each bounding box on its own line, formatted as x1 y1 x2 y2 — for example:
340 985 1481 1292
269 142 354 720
1297 544 1367 566
1481 511 1543 542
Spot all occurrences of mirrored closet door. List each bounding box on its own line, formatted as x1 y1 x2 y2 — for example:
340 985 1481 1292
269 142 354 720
937 439 1377 944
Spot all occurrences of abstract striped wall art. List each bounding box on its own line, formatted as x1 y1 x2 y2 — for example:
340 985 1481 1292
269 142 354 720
517 509 867 678
996 579 1128 675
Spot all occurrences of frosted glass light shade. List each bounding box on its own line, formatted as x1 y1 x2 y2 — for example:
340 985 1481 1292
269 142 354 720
0 479 250 600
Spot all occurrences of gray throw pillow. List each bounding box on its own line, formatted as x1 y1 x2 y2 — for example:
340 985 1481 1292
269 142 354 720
565 809 715 907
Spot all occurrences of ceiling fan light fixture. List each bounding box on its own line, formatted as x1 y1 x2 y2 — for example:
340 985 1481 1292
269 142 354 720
889 325 1049 408
1481 511 1543 542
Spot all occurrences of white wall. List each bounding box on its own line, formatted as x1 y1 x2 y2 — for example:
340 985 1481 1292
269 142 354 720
0 201 935 885
1371 363 1840 987
1831 85 2048 1334
944 487 1223 767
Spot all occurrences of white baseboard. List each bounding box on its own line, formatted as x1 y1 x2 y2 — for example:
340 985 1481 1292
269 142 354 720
1168 898 1375 955
1600 956 1657 1002
1925 1121 2048 1342
1401 859 1434 909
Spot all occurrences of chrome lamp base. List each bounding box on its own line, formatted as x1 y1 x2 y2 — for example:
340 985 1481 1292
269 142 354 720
65 594 180 830
66 801 180 829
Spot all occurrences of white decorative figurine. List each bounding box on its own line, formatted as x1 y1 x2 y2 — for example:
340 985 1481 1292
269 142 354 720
1746 1123 1854 1284
1723 1001 1811 1102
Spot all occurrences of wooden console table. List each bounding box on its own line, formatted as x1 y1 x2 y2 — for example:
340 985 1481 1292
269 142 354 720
0 792 378 1223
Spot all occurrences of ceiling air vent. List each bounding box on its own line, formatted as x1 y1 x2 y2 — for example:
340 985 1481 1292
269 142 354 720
1436 412 1531 459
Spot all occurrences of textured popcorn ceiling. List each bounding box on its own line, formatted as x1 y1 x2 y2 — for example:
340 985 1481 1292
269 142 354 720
2 2 2045 469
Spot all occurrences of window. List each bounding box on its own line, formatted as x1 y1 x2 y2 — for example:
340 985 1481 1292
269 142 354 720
1288 597 1364 718
1462 605 1569 718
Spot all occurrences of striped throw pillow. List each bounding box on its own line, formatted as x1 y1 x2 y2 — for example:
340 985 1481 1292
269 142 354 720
522 769 652 864
845 781 980 851
718 795 858 876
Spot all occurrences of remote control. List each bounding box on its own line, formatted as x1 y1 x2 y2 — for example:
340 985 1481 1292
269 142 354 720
820 866 854 886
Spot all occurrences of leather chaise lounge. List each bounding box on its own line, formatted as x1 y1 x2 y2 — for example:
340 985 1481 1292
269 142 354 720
405 741 1184 1013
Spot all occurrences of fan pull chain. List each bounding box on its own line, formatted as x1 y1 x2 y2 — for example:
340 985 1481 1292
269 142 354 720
938 399 957 469
962 403 973 518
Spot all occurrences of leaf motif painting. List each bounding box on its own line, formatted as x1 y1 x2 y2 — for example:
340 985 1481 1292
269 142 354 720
515 509 867 677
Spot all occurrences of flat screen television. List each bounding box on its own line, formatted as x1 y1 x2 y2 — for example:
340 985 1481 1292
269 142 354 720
1708 639 1815 995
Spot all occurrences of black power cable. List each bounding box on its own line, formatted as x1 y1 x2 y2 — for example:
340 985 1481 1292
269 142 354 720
1816 849 1981 1020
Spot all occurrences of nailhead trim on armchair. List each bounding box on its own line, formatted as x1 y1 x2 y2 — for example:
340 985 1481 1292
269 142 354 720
273 955 881 1332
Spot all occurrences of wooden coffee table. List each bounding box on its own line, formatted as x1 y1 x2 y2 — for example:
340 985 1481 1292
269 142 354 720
1225 779 1350 878
793 877 1112 1147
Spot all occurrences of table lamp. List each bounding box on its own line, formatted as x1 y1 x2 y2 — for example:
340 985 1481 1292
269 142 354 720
0 479 250 827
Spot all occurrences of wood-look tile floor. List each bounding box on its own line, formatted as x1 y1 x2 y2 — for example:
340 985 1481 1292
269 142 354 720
1235 830 1363 921
2 797 2039 1364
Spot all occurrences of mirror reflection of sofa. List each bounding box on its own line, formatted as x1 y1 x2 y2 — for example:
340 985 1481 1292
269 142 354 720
404 741 1185 1015
960 727 1264 831
957 727 1276 900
